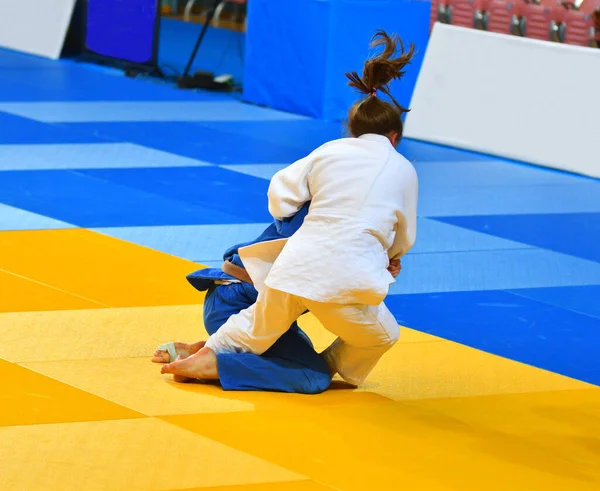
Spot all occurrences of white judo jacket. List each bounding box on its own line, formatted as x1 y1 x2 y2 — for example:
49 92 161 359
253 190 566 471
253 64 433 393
238 133 418 306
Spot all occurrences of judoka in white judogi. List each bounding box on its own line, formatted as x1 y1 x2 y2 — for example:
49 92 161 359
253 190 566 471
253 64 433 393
160 29 419 386
203 133 418 385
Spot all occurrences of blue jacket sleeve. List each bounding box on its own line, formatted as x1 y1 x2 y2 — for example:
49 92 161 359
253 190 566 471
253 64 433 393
187 202 311 292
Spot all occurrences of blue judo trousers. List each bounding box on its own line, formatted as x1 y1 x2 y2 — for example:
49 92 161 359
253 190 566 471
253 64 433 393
186 203 332 394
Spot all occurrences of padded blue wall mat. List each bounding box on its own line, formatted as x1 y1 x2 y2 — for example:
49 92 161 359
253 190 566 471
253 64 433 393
243 0 330 118
386 290 600 385
435 213 600 263
243 0 431 121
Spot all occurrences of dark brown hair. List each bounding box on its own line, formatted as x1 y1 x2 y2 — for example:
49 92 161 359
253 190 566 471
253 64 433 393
346 30 415 141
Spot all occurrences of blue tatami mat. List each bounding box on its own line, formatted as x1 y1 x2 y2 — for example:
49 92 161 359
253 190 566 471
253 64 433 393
80 166 271 222
58 122 310 164
0 47 61 69
419 182 600 217
0 169 250 227
0 112 104 145
398 139 499 163
0 143 211 171
201 120 346 154
0 101 309 123
386 290 600 386
409 218 532 254
219 164 288 180
391 248 600 295
413 159 586 188
0 203 74 231
94 223 270 263
434 213 600 263
509 285 600 320
0 39 598 389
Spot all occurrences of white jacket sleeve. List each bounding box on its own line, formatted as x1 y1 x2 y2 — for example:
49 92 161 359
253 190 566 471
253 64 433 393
389 168 419 260
267 155 313 220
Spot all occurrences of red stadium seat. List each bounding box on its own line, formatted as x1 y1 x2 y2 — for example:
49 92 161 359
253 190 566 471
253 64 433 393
431 0 599 46
486 0 517 34
550 0 598 46
513 0 554 41
594 8 600 46
431 0 451 32
446 0 489 28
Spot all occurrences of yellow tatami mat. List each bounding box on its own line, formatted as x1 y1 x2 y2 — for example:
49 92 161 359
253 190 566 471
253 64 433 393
1 228 599 490
0 229 201 308
0 358 142 427
0 419 306 491
161 387 600 491
0 269 103 312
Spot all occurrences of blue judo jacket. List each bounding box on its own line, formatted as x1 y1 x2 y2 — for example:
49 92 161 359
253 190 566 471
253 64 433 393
186 202 310 292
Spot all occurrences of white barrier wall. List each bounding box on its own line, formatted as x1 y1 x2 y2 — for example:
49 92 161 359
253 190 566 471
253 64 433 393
0 0 77 59
404 23 600 179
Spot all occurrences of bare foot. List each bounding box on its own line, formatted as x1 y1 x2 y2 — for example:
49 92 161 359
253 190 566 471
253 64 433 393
151 341 205 363
161 347 219 382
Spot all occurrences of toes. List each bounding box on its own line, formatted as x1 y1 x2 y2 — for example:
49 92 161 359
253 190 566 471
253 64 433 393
151 350 170 364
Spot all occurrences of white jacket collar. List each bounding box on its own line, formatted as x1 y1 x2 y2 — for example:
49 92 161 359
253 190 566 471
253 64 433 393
358 133 394 148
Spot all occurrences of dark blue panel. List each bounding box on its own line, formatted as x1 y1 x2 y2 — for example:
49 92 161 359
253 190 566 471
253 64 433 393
60 122 308 164
435 213 600 263
80 166 272 222
386 290 600 385
509 285 600 320
0 112 103 144
86 0 158 65
0 169 251 227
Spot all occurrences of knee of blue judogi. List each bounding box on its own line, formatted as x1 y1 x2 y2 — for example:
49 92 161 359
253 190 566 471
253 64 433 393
218 351 332 394
204 284 332 394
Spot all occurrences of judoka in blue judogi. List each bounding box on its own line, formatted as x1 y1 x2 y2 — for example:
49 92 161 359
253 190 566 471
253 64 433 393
154 203 332 394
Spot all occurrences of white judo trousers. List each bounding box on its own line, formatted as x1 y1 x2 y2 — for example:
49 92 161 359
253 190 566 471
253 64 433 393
204 133 418 386
205 286 400 385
